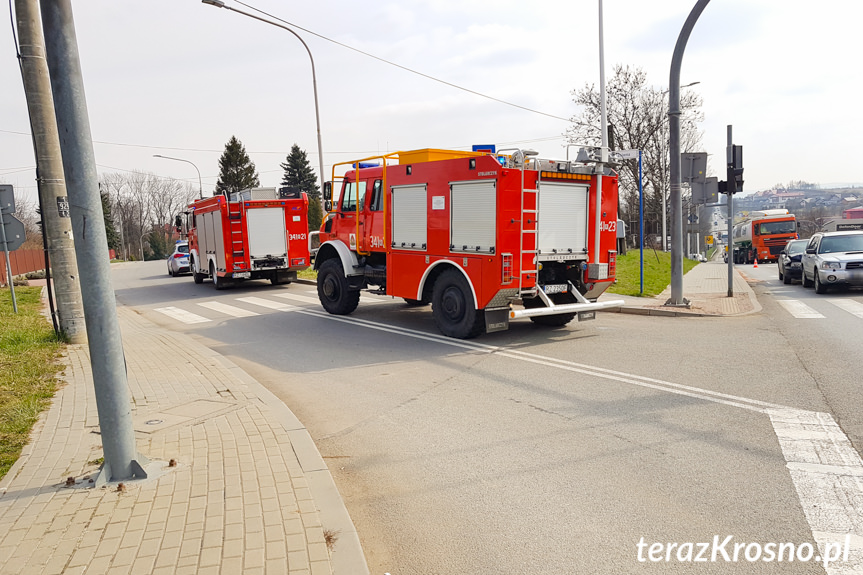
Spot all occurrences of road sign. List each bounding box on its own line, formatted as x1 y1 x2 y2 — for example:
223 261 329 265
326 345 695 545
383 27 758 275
616 149 640 160
0 215 26 252
705 235 714 245
0 184 15 214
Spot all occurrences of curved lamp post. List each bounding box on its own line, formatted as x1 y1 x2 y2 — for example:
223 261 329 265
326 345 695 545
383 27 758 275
202 0 326 206
153 154 204 199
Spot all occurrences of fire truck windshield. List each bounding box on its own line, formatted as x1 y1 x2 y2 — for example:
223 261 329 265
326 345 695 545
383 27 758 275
758 220 796 235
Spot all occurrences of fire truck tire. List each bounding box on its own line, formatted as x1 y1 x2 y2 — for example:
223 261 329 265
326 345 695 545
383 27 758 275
211 262 230 291
431 269 485 339
523 293 577 327
317 259 360 315
192 258 205 284
402 298 429 307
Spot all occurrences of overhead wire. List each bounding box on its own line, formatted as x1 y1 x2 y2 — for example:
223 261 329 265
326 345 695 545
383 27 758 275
234 0 572 123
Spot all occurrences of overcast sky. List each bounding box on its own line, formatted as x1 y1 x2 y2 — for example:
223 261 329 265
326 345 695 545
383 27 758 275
2 0 861 205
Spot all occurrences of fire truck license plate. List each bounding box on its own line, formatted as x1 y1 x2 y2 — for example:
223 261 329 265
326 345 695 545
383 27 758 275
233 271 251 279
543 284 568 295
577 311 596 322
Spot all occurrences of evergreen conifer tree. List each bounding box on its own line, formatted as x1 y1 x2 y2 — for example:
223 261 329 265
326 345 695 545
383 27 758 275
100 189 121 255
215 136 260 197
280 143 322 231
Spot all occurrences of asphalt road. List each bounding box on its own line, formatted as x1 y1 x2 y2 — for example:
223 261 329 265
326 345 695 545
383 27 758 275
110 260 862 574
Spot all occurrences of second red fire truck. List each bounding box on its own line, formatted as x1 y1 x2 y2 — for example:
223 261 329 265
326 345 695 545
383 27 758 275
185 187 310 289
314 148 624 338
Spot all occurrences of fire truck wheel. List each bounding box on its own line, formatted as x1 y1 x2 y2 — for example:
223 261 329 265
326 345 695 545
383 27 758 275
317 259 360 315
192 259 205 284
523 293 577 327
211 262 230 291
402 298 429 307
431 269 485 339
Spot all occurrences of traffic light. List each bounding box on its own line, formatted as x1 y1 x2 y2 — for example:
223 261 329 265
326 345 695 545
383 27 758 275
725 144 744 194
731 144 744 193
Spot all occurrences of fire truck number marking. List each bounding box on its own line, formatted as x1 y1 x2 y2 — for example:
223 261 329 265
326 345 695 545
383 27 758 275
369 236 385 248
289 233 307 241
599 220 616 233
432 196 445 210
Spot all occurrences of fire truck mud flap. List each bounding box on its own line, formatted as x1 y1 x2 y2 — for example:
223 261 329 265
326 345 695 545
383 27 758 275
484 307 510 333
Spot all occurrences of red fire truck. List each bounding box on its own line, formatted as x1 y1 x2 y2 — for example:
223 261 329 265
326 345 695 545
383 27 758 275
314 148 624 338
185 187 310 289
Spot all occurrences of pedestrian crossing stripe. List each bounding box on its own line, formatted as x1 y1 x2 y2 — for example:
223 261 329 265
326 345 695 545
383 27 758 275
776 300 825 319
271 292 322 305
154 306 212 324
235 296 298 312
197 301 260 317
827 299 863 318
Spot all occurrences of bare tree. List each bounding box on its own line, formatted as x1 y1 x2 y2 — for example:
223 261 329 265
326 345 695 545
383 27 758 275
99 171 197 260
567 65 704 247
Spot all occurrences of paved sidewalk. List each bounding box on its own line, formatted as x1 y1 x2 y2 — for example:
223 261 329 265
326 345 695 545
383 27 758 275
0 302 368 575
600 259 762 317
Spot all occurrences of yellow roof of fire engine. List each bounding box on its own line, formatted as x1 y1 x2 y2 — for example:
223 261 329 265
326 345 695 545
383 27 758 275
396 149 486 164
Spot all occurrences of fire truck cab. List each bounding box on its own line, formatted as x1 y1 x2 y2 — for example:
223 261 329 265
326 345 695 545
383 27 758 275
314 148 624 338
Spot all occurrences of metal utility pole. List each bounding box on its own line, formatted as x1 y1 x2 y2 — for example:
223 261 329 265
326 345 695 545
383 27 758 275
41 0 147 484
594 0 608 266
14 0 86 342
667 0 710 306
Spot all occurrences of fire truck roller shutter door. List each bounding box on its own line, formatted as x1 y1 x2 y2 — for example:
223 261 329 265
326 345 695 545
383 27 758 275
537 182 589 258
246 207 288 261
391 184 427 250
450 181 496 253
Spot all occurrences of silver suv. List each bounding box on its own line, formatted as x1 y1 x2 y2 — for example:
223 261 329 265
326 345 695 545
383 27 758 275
801 231 863 293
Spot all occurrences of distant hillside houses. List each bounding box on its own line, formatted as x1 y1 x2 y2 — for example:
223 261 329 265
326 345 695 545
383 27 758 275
736 186 861 215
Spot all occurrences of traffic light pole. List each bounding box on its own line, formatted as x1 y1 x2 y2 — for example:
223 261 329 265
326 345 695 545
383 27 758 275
726 125 734 297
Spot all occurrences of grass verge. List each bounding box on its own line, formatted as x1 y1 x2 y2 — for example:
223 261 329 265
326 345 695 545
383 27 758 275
607 249 699 297
297 268 318 281
0 287 65 481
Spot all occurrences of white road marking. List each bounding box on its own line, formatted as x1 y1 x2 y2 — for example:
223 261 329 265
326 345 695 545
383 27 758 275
197 301 260 318
769 409 863 573
827 298 863 318
271 292 324 306
277 290 390 305
777 299 825 318
153 306 211 324
235 296 298 312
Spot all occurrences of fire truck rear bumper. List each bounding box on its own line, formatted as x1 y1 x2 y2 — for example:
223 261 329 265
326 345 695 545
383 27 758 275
509 299 626 320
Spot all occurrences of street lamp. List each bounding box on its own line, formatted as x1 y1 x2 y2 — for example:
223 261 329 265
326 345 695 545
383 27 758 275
202 0 326 208
153 154 203 199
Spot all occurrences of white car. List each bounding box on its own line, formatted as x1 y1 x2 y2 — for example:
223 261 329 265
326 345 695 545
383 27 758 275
801 231 863 293
167 241 191 277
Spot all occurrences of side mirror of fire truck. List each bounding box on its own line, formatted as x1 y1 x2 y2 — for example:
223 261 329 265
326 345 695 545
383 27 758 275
323 181 332 202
